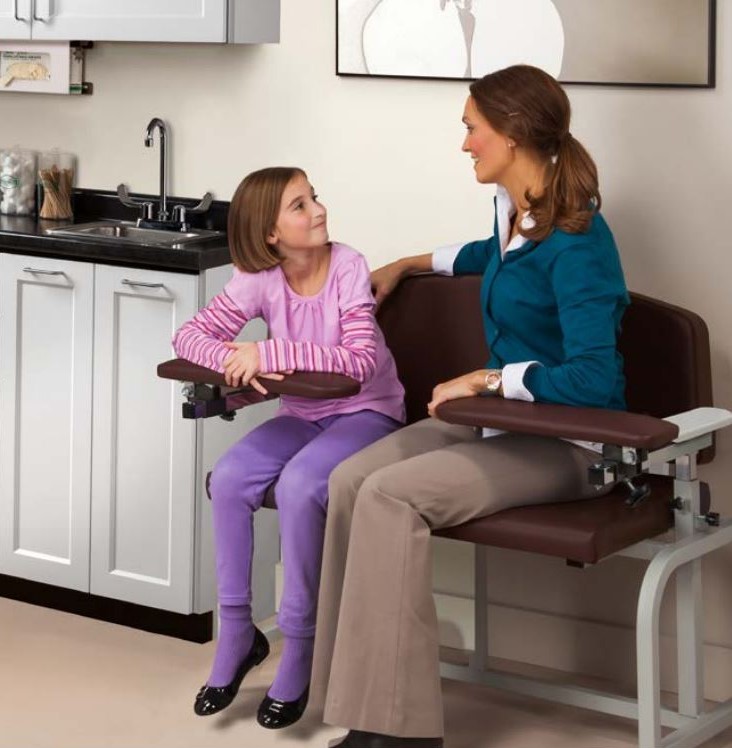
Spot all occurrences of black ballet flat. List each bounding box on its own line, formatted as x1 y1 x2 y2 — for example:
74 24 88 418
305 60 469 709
193 627 270 716
256 684 309 729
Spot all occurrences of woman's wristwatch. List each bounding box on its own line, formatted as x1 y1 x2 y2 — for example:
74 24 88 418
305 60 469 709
484 369 503 395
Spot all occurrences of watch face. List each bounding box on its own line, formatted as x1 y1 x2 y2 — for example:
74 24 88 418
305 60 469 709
486 372 501 392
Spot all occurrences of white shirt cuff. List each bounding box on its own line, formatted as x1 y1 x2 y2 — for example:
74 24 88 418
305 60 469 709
431 243 464 275
501 361 541 402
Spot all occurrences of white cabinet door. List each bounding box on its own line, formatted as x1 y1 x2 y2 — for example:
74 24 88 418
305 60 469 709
30 0 227 42
0 254 94 591
90 265 198 613
0 0 31 37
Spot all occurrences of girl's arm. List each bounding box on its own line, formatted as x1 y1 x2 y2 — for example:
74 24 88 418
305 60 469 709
256 254 381 384
172 290 250 373
256 302 378 383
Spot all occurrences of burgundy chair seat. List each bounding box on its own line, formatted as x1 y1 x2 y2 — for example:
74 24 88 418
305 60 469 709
434 475 684 565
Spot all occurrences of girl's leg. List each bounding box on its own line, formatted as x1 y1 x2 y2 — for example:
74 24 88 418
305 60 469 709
206 415 321 686
268 410 401 701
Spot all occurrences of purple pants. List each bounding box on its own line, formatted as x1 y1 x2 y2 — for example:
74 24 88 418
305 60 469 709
208 410 401 639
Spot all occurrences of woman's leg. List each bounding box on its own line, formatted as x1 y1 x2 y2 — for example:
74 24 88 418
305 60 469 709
206 415 321 686
322 432 602 738
311 419 476 708
268 410 402 701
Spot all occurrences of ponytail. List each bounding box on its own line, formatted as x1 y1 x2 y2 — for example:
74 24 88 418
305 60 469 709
523 133 601 242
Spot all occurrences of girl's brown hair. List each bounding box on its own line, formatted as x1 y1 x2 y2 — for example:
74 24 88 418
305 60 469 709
227 166 307 272
469 64 600 241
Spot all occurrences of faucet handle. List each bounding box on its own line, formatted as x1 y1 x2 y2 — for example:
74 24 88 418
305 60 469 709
171 192 213 230
118 184 157 224
117 183 146 208
185 192 214 214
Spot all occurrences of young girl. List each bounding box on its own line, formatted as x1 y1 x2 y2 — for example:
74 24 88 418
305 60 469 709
172 167 405 729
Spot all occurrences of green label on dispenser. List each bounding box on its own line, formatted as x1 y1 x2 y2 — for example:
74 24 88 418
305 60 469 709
0 174 20 190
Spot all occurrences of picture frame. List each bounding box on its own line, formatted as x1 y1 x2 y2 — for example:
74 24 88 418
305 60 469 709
336 0 716 88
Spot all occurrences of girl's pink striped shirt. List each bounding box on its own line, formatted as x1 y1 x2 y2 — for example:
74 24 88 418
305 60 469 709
173 242 405 423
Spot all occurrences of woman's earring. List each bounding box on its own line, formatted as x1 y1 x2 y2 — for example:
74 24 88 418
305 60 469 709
507 140 516 149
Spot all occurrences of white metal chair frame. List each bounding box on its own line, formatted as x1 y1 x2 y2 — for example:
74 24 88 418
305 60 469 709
440 407 732 748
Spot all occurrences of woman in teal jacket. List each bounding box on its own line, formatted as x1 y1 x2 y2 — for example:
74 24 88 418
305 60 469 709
311 64 629 748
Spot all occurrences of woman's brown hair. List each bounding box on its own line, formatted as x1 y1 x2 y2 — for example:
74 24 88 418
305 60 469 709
227 166 306 272
469 65 600 241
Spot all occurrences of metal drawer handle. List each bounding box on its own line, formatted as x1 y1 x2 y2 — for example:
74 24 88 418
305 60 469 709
32 0 48 21
23 267 65 276
14 0 28 22
121 279 166 289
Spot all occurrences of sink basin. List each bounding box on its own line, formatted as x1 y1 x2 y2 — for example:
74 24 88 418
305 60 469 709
45 220 225 249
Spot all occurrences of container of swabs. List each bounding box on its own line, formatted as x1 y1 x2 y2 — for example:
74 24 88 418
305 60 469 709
38 149 75 220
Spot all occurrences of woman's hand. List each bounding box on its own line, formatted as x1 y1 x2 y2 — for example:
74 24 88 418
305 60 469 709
371 260 406 308
427 370 494 417
371 254 433 308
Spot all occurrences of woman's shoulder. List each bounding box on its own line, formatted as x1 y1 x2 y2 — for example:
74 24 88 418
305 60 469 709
545 211 616 254
546 212 626 288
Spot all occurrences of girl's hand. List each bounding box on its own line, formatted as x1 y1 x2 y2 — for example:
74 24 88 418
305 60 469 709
427 370 491 417
248 370 295 396
223 341 261 388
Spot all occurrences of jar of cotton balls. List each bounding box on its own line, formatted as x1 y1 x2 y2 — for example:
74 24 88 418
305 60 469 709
0 147 37 216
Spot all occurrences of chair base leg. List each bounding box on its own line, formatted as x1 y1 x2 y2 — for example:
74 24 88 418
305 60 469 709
446 519 732 748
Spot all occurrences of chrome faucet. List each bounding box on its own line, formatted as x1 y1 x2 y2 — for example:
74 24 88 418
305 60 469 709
145 117 169 221
117 117 214 231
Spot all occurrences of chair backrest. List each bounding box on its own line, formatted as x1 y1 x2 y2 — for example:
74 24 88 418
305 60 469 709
376 275 713 427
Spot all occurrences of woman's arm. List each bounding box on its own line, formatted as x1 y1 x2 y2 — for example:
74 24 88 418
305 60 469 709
373 237 498 306
172 290 249 373
427 369 495 416
371 253 433 306
523 243 628 408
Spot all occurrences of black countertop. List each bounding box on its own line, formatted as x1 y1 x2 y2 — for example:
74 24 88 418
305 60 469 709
0 189 232 274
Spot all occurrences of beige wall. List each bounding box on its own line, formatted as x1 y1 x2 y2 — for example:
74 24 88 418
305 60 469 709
2 0 731 698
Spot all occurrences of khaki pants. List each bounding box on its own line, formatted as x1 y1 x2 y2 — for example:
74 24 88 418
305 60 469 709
311 418 603 738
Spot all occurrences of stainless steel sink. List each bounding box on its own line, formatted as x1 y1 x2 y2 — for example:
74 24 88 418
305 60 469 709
45 220 225 249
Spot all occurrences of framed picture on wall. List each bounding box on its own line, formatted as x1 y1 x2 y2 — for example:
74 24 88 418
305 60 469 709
336 0 716 88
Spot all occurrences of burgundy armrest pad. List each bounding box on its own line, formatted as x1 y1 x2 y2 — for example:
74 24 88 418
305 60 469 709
435 396 679 450
157 358 361 400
